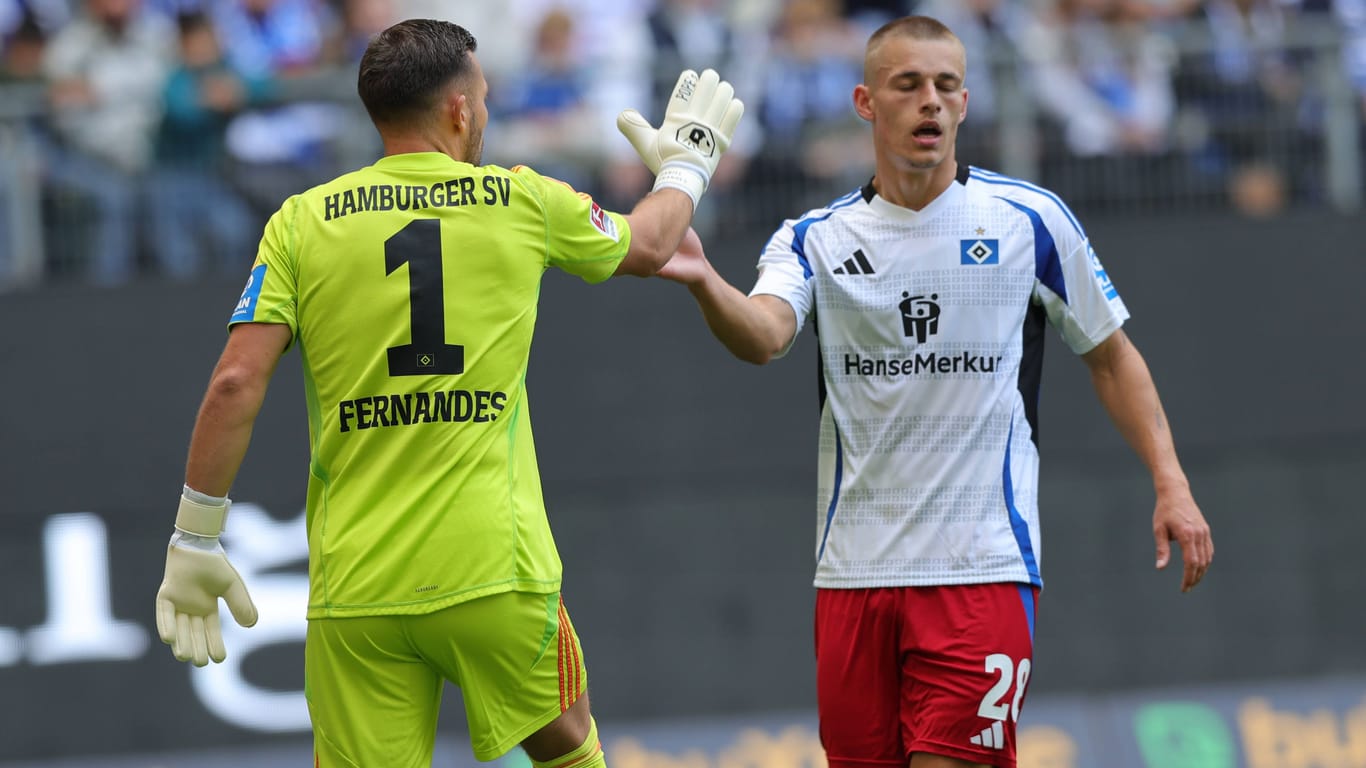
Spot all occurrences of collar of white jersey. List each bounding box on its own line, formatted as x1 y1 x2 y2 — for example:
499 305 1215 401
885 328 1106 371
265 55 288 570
861 164 971 221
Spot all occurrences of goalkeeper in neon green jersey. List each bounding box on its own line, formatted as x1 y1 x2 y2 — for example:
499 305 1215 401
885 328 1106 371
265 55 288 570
153 18 743 768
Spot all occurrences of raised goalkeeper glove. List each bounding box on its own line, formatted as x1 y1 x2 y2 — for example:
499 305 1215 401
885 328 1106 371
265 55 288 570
155 486 258 667
617 68 745 210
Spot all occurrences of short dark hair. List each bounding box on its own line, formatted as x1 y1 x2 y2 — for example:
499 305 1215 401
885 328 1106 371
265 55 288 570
357 19 478 128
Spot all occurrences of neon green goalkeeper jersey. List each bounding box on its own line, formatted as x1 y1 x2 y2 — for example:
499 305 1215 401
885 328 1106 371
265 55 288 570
228 152 631 619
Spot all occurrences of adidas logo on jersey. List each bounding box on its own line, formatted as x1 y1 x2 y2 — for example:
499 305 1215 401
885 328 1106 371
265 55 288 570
969 721 1005 750
832 248 875 275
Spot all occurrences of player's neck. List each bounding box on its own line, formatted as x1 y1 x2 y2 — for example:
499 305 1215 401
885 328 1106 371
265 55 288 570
872 160 958 211
381 132 472 164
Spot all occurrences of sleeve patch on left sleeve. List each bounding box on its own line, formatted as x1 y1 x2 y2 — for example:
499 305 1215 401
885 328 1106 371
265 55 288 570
231 264 267 323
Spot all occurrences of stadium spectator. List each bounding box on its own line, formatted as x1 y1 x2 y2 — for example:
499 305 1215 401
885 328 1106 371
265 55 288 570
143 0 209 16
211 0 332 78
642 0 767 232
0 0 68 41
842 0 910 34
531 0 658 213
749 0 866 219
393 1 530 90
210 0 345 215
1344 0 1366 205
40 0 175 284
146 10 267 279
1334 0 1366 117
1174 0 1312 215
1 12 44 79
154 17 743 768
1018 0 1180 208
647 0 743 105
655 15 1213 768
1021 0 1176 157
498 8 585 117
330 0 399 64
482 8 603 190
0 10 49 282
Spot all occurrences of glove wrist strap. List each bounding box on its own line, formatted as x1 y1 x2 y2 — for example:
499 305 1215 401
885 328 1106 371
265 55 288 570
653 163 708 210
175 488 229 537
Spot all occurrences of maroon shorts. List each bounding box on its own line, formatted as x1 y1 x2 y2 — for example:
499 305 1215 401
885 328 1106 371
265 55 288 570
814 583 1038 768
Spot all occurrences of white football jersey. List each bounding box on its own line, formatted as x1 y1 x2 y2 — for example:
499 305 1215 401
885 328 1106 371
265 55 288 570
752 166 1129 589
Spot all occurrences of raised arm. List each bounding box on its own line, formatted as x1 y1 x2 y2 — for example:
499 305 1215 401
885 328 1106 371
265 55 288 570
1082 328 1213 592
611 68 745 277
658 229 796 365
614 188 698 277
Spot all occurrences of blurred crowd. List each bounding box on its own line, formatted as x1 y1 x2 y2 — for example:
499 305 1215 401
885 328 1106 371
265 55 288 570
0 0 1364 285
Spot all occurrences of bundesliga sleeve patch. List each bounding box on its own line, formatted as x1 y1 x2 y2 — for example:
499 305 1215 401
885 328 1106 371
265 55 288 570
589 201 620 242
1088 246 1119 300
231 264 267 322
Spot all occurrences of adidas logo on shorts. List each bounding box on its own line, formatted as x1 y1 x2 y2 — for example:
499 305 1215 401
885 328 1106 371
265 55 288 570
969 720 1005 750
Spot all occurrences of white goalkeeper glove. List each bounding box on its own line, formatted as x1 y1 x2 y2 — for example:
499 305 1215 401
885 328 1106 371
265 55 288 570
155 486 258 667
617 68 745 210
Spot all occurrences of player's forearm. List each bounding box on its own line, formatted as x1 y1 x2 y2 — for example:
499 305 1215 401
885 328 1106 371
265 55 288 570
183 369 269 497
620 189 697 276
688 274 788 365
1088 338 1190 495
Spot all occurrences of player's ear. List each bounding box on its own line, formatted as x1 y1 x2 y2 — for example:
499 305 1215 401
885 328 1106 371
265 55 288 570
853 83 874 122
448 90 468 133
958 87 969 125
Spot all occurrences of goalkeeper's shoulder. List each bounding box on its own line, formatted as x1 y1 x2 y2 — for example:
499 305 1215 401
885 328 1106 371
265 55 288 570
498 163 558 190
494 163 601 211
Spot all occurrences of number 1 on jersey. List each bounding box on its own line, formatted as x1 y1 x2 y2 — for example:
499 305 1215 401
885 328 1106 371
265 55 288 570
385 219 464 376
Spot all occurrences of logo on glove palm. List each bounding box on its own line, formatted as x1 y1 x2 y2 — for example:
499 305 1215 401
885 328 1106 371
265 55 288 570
676 123 716 156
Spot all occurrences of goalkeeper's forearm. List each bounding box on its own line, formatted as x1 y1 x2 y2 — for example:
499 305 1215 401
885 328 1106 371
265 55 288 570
619 188 698 277
184 364 272 496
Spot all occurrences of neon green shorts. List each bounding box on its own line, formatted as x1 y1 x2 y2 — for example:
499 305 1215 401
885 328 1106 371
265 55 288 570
305 590 588 766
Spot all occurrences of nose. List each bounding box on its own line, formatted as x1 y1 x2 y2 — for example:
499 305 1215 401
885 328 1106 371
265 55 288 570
915 82 943 112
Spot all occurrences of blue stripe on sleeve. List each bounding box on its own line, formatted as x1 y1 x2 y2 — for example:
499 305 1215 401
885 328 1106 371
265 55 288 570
998 197 1067 305
787 190 862 280
790 219 819 279
970 167 1087 238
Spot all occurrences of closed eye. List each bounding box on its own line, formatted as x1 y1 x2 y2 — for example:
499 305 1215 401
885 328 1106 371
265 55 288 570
889 73 963 93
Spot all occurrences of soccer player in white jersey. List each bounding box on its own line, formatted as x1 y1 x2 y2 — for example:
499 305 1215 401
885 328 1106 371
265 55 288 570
656 15 1213 768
